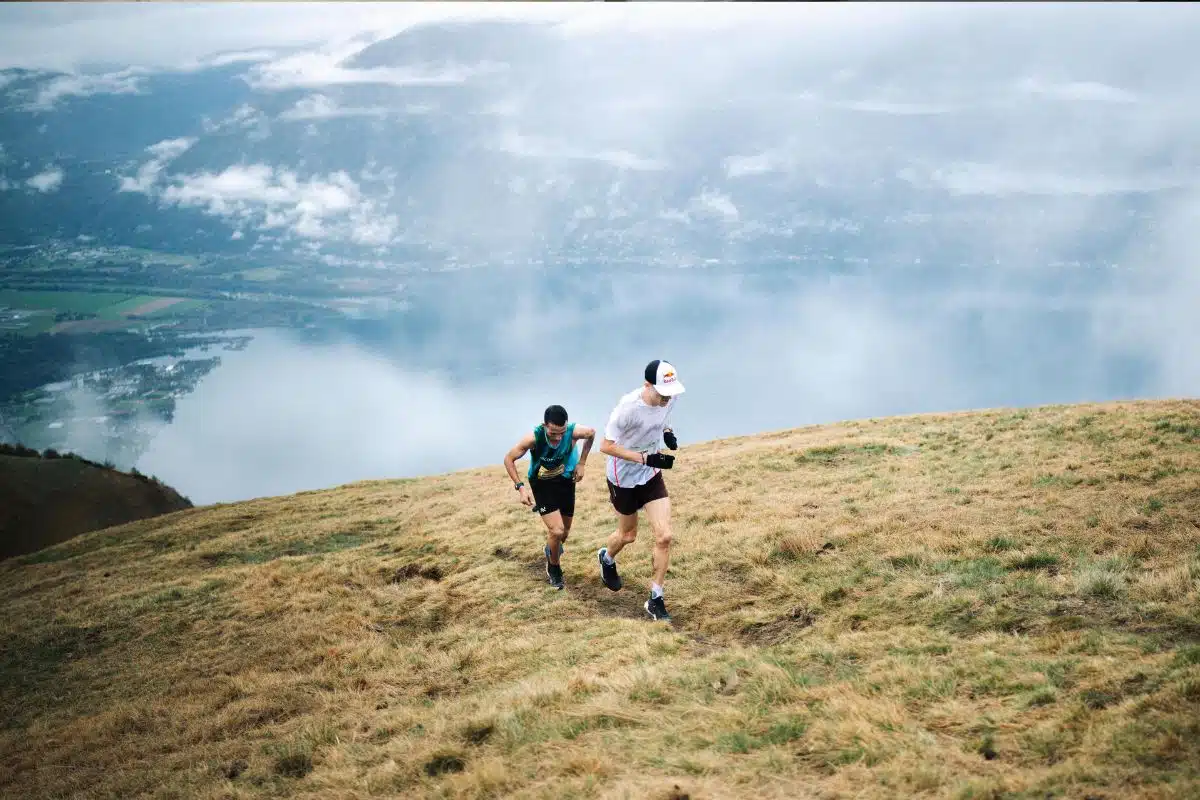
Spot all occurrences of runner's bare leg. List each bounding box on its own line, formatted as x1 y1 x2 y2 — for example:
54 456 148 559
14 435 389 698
643 496 672 588
541 510 566 565
605 511 638 560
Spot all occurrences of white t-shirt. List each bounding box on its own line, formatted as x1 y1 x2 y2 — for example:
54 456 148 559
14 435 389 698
604 387 677 488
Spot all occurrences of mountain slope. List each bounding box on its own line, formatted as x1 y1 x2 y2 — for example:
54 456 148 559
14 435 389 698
0 446 192 560
1 399 1197 798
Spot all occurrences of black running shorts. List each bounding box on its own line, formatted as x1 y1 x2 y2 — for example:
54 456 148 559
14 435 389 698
606 471 669 516
531 476 576 517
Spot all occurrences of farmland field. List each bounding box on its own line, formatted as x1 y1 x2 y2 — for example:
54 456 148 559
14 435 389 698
138 298 207 318
0 291 206 335
100 296 189 318
0 290 137 314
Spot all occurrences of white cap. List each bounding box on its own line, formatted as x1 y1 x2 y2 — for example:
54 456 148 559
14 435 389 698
646 359 685 396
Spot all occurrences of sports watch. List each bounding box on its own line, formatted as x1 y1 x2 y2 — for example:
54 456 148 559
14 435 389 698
513 481 525 491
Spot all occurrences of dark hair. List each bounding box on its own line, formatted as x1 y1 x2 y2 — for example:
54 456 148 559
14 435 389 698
544 404 568 426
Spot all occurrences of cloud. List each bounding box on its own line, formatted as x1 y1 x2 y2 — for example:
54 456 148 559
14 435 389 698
195 49 278 69
7 4 1200 504
26 166 63 193
129 253 1181 506
117 137 196 194
1093 187 1200 397
278 94 396 122
724 150 787 179
0 4 452 72
135 330 586 503
0 2 828 73
670 189 739 224
245 37 506 91
201 103 269 135
831 99 959 115
29 68 144 109
153 163 397 246
492 130 668 172
136 305 943 504
1015 77 1138 104
911 162 1193 197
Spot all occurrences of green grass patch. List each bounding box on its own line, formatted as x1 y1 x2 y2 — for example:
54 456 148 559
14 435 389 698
2 312 57 335
1154 418 1200 441
1173 645 1200 668
1033 472 1084 489
198 532 369 567
796 445 846 465
1140 497 1165 514
1009 553 1060 572
1074 559 1129 599
935 557 1007 589
986 536 1019 553
0 290 134 313
795 442 907 466
715 716 808 753
0 619 137 729
13 529 130 565
888 553 924 570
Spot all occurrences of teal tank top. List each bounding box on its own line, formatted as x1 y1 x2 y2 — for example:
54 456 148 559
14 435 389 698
527 423 579 481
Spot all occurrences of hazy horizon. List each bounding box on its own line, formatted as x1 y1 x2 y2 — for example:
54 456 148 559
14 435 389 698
2 3 1197 504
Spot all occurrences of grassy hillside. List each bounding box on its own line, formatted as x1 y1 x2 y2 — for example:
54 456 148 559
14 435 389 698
1 399 1197 799
0 446 193 560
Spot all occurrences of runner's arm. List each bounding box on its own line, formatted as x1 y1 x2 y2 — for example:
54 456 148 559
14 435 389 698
600 406 645 464
503 432 537 485
662 396 679 449
573 425 596 464
599 438 648 464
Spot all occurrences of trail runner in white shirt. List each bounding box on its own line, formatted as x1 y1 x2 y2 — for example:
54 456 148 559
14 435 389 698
597 359 685 622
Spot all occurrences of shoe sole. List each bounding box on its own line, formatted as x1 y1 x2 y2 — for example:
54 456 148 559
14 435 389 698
597 549 622 592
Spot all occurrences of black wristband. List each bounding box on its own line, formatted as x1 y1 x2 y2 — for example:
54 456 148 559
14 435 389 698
513 481 524 490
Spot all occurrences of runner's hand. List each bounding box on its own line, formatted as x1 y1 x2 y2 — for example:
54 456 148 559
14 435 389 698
519 486 534 506
645 453 675 469
663 428 678 450
572 464 585 483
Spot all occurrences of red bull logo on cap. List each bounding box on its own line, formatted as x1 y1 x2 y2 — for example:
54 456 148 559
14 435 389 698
662 371 676 383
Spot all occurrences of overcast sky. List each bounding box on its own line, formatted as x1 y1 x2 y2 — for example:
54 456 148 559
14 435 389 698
5 3 1198 503
0 3 930 72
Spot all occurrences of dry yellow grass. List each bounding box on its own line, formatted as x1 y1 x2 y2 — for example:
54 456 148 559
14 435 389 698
2 398 1199 799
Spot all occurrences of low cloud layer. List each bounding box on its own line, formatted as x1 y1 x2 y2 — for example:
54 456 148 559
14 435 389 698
9 4 1200 503
130 227 1195 505
29 69 144 109
25 166 64 193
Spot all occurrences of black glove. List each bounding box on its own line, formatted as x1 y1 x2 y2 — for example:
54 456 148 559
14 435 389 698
663 429 678 450
645 453 675 469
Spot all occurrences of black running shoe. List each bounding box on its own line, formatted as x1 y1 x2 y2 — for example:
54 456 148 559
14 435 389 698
544 545 564 590
597 547 622 591
546 561 564 590
645 594 671 622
